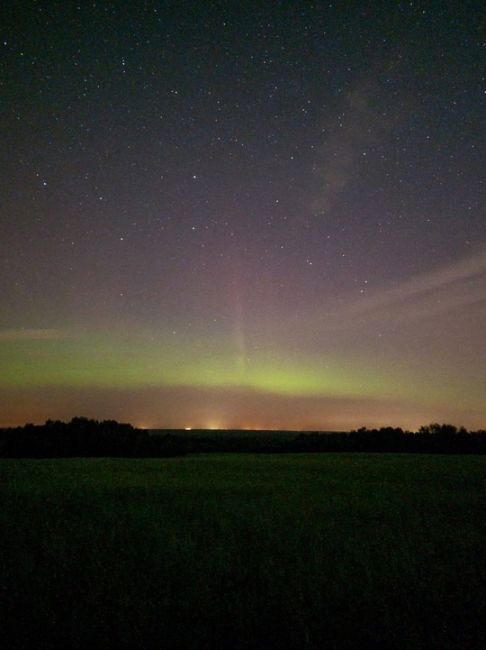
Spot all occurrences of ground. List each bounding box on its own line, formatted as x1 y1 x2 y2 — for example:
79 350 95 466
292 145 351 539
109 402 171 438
1 453 485 649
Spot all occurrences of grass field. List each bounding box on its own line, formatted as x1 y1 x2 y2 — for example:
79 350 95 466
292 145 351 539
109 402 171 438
1 453 485 649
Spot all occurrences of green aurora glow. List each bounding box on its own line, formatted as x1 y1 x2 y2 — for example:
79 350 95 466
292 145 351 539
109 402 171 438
1 331 483 414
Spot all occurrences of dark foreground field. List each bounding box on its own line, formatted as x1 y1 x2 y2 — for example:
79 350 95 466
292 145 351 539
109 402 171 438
1 454 485 649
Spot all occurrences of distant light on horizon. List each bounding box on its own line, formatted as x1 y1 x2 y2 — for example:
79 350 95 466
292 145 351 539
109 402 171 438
207 422 224 430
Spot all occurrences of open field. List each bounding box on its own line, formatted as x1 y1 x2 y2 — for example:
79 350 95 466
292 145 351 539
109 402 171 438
1 454 485 649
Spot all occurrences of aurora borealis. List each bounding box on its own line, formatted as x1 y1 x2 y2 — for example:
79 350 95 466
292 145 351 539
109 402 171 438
1 2 484 429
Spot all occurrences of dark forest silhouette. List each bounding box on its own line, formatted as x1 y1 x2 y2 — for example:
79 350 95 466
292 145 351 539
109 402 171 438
0 418 485 457
0 418 184 458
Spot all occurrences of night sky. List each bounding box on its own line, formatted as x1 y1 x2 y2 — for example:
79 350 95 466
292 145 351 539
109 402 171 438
1 1 484 430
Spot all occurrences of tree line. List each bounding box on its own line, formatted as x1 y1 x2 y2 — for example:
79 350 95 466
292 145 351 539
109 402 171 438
0 418 183 458
0 418 485 457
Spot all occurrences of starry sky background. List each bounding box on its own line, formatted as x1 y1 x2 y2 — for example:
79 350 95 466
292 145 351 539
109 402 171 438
1 1 484 429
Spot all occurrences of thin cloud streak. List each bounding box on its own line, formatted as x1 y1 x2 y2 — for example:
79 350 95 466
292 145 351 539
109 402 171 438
0 328 67 341
337 249 486 323
293 249 486 330
276 248 486 343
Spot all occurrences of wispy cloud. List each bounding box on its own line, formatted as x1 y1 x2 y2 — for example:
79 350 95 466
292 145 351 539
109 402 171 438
0 328 67 341
311 80 390 214
278 248 486 340
337 249 486 324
